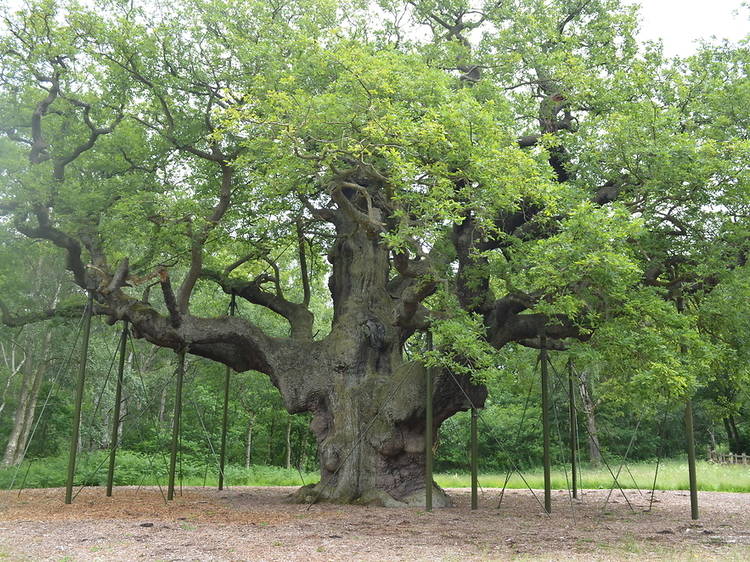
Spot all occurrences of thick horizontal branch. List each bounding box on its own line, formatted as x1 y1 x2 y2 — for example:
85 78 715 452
488 311 588 349
0 299 87 328
201 269 314 340
100 289 281 374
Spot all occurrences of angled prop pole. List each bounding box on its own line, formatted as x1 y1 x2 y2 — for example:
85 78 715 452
218 294 236 491
470 406 478 510
106 320 129 496
675 299 698 520
685 399 699 520
425 331 434 512
540 331 552 514
568 358 578 500
168 348 186 501
65 291 94 505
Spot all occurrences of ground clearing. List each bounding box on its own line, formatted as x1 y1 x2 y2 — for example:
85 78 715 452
0 486 748 561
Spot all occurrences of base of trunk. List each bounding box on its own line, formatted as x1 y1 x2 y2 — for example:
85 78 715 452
286 482 452 508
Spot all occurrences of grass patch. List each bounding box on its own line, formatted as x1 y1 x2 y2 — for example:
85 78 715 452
434 460 750 492
1 454 747 492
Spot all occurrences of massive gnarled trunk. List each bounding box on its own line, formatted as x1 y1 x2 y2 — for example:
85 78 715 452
261 217 487 506
299 360 485 506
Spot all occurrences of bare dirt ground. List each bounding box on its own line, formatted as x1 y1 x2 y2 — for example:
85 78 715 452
0 486 748 561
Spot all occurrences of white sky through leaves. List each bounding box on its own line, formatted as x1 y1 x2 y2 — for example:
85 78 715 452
634 0 748 56
2 1 748 57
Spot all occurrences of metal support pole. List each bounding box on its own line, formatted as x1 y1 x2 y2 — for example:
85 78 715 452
425 331 434 512
568 358 578 500
540 334 552 514
218 295 236 491
65 291 94 505
470 406 478 510
106 321 129 497
685 399 699 520
168 348 185 501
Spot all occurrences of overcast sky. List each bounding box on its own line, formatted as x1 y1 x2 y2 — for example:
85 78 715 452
635 0 748 56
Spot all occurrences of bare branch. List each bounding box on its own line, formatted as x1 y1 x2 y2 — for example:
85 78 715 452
330 182 385 234
557 1 594 35
489 311 588 349
296 221 311 308
2 128 32 146
298 193 336 223
177 162 234 313
201 269 314 341
98 289 280 374
53 98 123 180
0 298 86 328
159 268 181 328
224 252 259 276
15 207 88 288
29 69 60 164
104 258 130 294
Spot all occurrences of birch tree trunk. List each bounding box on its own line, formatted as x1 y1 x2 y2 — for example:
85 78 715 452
2 328 52 466
0 338 26 420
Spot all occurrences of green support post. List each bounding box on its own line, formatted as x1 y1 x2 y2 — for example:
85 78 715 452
65 291 94 505
106 321 129 497
540 334 552 514
168 348 186 501
470 406 478 510
685 399 699 520
425 331 434 512
218 295 236 491
568 358 578 500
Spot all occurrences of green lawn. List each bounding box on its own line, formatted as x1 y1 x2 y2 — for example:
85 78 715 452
435 460 750 493
2 454 748 492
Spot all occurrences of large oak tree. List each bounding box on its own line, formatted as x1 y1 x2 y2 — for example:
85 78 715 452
1 0 748 504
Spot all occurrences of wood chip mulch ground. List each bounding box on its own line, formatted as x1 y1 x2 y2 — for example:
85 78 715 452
0 486 748 560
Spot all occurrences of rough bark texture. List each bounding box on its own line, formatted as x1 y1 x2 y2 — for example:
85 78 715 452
269 218 487 506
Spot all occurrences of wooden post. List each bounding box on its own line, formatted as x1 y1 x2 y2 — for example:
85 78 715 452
684 400 699 520
471 406 478 510
218 295 236 491
167 349 186 501
540 333 552 514
65 291 94 505
106 321 129 496
425 331 434 512
568 358 578 499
